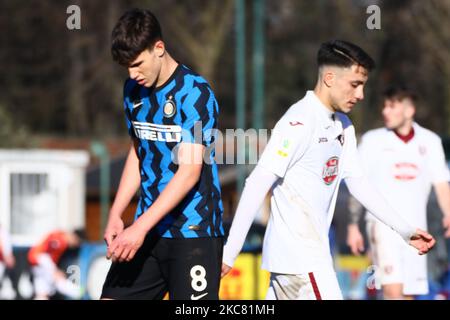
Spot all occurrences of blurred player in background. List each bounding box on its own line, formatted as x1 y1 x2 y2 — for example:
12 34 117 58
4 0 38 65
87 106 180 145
0 224 15 294
101 8 223 300
28 230 84 300
222 40 436 300
347 85 450 299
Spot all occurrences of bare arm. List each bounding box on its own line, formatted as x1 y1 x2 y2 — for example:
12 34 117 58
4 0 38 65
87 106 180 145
133 143 204 232
346 195 365 255
434 181 450 237
110 140 141 218
103 140 141 247
107 143 204 262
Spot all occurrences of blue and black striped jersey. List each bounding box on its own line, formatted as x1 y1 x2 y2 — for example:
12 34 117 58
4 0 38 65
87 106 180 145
123 64 224 238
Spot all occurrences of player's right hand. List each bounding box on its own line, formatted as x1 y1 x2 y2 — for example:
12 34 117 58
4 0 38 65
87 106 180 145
221 263 232 278
104 215 124 251
346 224 364 255
409 228 436 255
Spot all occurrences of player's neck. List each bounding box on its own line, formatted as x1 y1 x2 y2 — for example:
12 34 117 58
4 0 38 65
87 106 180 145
156 54 178 88
394 125 414 143
313 86 335 113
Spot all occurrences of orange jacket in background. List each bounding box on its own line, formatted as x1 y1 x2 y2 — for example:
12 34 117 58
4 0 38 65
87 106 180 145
28 231 68 266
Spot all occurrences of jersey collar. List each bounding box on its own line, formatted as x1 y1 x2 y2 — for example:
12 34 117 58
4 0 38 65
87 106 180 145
393 124 415 144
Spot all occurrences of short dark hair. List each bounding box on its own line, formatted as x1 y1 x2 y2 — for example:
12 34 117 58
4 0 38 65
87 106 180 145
317 40 375 71
111 8 163 66
383 84 418 102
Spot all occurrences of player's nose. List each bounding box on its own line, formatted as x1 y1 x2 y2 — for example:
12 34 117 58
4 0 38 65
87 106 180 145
128 68 138 80
355 88 364 101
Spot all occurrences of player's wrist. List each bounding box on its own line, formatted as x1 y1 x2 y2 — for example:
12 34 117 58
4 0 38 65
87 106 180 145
347 223 359 229
108 208 124 219
133 216 152 234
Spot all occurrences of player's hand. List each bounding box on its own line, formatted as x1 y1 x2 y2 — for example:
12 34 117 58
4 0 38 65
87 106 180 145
409 228 436 255
346 224 364 255
221 263 232 278
104 215 124 248
106 223 146 263
442 215 450 238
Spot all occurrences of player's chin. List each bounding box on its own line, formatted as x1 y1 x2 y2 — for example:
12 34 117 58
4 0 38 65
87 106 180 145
340 103 354 113
346 102 356 112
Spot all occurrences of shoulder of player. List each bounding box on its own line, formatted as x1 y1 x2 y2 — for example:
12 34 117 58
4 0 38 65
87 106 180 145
413 123 442 143
276 103 315 132
122 78 141 106
180 65 212 91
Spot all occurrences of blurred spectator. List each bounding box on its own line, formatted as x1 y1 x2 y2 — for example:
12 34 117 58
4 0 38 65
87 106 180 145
347 85 450 299
28 230 85 300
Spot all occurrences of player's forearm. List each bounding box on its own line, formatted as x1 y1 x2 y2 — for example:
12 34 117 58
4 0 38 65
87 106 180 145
345 175 415 242
109 143 141 218
222 165 277 267
348 195 364 225
434 181 450 218
134 164 202 232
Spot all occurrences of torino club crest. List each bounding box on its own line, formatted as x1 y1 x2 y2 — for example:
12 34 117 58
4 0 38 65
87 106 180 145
323 156 339 185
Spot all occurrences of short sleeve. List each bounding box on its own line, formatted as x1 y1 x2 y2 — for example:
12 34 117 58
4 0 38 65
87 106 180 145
258 118 311 178
180 84 218 147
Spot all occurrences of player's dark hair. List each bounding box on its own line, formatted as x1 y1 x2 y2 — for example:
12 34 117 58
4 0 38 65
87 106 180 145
383 84 418 102
317 40 375 71
111 8 163 66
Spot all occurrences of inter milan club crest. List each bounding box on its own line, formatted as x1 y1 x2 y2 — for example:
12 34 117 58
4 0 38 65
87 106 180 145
163 95 176 118
323 156 339 185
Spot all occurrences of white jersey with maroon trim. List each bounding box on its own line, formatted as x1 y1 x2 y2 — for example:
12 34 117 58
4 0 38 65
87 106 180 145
258 91 363 274
360 123 450 228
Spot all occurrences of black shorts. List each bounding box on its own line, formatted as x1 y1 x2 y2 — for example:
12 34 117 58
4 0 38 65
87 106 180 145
101 234 224 300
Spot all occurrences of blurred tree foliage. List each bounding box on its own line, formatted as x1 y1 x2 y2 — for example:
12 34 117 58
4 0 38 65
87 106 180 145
0 0 449 146
0 105 31 148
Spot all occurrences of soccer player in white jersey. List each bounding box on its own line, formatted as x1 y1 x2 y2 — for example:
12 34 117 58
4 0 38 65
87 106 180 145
346 85 450 299
221 40 436 300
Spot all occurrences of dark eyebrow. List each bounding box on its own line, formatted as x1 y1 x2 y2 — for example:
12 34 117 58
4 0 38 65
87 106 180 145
129 60 143 68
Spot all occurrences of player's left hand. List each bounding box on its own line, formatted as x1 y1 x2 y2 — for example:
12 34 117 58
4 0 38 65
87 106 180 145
107 223 147 263
442 215 450 238
409 228 436 255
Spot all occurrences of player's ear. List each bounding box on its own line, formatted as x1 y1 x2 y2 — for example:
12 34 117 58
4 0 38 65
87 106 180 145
323 69 335 88
153 40 165 57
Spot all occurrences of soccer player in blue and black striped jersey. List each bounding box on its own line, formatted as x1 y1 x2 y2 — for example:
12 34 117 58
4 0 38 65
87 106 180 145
101 8 224 300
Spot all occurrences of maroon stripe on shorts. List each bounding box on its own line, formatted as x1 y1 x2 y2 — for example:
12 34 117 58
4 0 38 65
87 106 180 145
308 272 322 300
